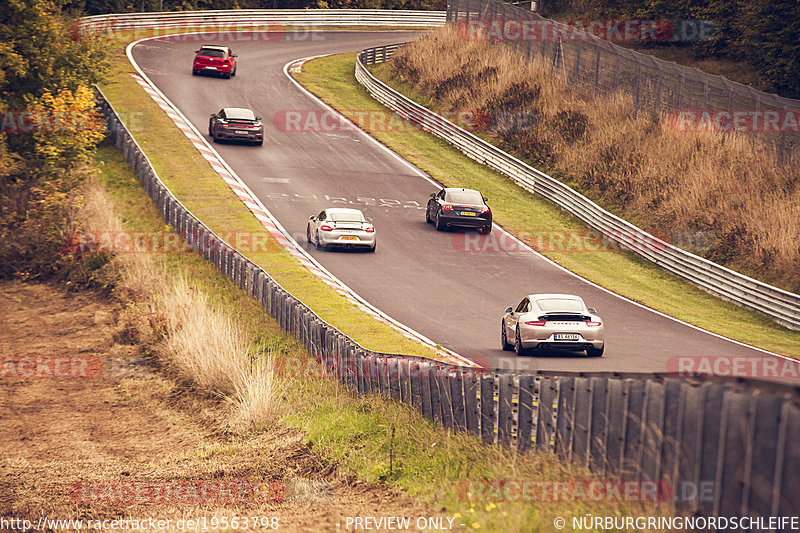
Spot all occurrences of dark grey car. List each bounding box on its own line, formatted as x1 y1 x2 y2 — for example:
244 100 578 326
208 107 263 145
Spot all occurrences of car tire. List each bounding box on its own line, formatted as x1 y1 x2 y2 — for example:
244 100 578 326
501 322 513 351
368 243 376 253
231 66 237 77
586 346 604 357
255 139 263 146
315 231 326 250
481 224 492 234
306 226 313 245
514 328 527 356
425 206 433 224
192 69 198 75
223 71 231 79
434 212 445 231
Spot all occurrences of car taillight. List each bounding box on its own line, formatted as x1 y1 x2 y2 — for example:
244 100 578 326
320 225 333 231
586 321 601 327
441 205 453 210
525 320 547 326
481 206 490 214
365 227 375 233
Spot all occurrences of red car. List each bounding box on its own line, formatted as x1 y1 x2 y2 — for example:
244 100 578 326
192 45 237 78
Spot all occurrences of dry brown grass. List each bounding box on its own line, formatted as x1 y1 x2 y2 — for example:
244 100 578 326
82 180 284 431
390 27 800 291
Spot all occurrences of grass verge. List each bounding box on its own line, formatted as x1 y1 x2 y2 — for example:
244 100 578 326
94 141 672 532
292 52 800 357
98 34 439 360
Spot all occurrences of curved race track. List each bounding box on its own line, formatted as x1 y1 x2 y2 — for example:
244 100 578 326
131 31 785 373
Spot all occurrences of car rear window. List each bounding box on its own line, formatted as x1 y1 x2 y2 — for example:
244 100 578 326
225 109 256 121
328 211 365 222
198 49 225 58
446 190 484 204
537 299 584 312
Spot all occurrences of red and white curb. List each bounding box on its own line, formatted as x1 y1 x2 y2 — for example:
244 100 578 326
126 40 475 368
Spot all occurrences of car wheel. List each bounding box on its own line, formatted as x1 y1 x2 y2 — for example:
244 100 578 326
192 69 198 75
254 139 263 146
315 231 326 250
586 346 604 357
231 66 237 77
481 224 492 234
368 242 376 253
514 328 527 356
425 206 433 224
306 225 313 245
223 71 231 79
434 212 445 231
501 322 513 351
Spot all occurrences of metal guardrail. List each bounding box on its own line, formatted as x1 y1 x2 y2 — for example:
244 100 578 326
96 38 800 517
80 9 446 33
355 44 800 331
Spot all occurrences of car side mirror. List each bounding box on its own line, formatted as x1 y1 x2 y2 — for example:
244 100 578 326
210 114 215 117
429 193 435 198
483 196 488 201
256 116 262 121
309 215 315 220
195 50 200 53
367 217 373 223
505 306 513 314
588 307 597 315
232 54 238 57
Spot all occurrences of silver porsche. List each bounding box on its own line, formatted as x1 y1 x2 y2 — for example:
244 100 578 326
306 208 376 252
501 294 605 357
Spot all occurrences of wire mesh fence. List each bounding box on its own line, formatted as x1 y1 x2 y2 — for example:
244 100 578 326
447 0 800 165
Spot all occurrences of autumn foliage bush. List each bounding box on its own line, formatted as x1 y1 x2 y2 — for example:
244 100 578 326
387 27 800 291
0 0 107 282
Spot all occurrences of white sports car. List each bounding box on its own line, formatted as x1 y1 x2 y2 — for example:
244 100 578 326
306 208 376 252
501 294 605 357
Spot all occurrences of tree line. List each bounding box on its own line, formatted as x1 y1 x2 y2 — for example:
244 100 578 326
1 0 107 279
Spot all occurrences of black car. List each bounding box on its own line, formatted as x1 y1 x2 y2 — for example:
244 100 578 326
426 188 492 233
208 107 263 145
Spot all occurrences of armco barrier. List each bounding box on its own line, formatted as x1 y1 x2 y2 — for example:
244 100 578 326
97 37 799 517
355 44 800 331
80 9 446 34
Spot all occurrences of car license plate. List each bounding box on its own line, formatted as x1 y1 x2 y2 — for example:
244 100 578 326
460 211 477 216
339 236 359 241
554 333 580 341
235 130 247 134
204 66 217 70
